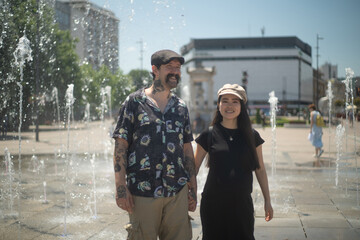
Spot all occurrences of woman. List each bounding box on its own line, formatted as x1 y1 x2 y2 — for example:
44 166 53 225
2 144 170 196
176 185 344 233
308 104 324 159
194 84 273 240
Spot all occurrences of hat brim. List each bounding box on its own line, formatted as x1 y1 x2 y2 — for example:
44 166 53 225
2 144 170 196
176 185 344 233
218 91 244 102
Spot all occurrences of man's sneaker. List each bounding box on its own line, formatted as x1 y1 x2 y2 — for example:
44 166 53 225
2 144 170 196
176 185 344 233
318 149 324 157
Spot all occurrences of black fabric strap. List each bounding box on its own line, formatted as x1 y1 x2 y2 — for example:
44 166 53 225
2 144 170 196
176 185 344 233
207 126 213 152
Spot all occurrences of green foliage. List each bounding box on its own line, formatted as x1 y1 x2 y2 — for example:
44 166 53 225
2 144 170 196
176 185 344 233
128 69 151 90
49 28 83 121
81 64 134 120
354 97 360 108
255 108 261 124
0 0 134 130
334 99 345 107
0 0 61 130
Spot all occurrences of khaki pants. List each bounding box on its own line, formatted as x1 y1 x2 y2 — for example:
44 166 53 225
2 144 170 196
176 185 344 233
126 185 192 240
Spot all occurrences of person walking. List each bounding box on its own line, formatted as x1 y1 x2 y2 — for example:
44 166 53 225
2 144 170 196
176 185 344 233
194 84 273 240
112 49 197 240
308 104 324 163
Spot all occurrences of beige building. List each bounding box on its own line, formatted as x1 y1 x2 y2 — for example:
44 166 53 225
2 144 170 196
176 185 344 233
55 0 119 72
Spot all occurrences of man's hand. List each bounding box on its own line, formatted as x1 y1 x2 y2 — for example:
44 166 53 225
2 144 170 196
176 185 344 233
116 184 134 213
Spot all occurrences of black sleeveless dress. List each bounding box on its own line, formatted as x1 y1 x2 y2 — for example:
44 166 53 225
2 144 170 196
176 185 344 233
195 123 264 240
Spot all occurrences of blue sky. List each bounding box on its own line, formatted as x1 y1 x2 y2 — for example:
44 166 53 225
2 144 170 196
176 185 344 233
92 0 360 78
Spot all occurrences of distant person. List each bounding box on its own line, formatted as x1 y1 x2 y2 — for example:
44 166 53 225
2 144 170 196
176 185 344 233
192 112 205 137
194 83 273 240
348 110 354 127
308 104 324 162
260 110 266 129
112 49 196 240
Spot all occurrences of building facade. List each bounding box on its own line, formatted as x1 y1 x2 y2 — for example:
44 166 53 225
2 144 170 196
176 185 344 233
320 62 338 80
55 0 119 72
180 37 313 116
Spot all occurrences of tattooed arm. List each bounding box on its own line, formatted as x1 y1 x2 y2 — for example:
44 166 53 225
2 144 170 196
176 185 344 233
183 142 197 212
114 138 134 213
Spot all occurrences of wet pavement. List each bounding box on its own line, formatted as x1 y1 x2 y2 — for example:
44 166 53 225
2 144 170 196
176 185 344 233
0 120 359 239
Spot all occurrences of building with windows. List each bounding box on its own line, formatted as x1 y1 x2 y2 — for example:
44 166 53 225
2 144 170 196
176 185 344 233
180 36 313 116
320 62 338 80
55 0 119 72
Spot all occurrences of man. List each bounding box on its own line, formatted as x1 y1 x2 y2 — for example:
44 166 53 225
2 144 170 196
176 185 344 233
112 49 197 240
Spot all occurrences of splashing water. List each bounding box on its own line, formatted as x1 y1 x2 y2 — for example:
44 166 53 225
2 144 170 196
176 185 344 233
4 148 16 215
90 154 97 219
342 68 354 151
13 34 32 237
29 154 40 173
342 68 356 196
327 81 334 166
51 87 63 161
64 84 75 236
268 91 278 177
105 86 112 120
40 160 48 204
100 87 108 122
13 35 33 67
343 68 359 206
335 124 345 187
84 103 90 126
13 34 33 174
51 87 61 127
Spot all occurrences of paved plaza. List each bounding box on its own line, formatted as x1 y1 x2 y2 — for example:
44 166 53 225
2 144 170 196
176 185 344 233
0 120 360 239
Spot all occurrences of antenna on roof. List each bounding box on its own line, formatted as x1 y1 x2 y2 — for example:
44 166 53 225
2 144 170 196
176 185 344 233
261 27 265 37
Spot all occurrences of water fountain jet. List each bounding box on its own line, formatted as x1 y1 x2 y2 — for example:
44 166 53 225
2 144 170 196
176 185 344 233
268 91 278 177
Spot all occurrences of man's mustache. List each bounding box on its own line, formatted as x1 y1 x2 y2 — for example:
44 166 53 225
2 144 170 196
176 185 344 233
166 74 181 83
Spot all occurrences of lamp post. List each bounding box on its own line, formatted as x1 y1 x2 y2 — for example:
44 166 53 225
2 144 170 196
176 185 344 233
298 51 302 120
316 34 324 108
35 0 40 141
137 38 144 70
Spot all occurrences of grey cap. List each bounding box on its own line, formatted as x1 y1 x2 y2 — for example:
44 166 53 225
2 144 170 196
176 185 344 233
217 84 247 103
151 49 184 66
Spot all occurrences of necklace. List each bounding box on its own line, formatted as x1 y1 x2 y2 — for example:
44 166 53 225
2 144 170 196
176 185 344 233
222 127 236 141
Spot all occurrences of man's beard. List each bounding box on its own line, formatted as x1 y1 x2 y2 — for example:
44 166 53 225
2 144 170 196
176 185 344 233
165 74 181 88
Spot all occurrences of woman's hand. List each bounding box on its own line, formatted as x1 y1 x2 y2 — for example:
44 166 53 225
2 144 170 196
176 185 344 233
264 201 273 222
187 183 197 212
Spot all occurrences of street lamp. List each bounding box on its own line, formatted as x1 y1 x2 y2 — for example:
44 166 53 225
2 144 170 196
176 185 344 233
316 34 324 108
298 51 302 120
137 39 144 70
35 0 40 141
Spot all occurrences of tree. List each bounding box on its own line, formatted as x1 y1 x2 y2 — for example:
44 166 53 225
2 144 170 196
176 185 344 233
128 69 152 90
50 28 83 122
81 64 134 120
0 0 82 131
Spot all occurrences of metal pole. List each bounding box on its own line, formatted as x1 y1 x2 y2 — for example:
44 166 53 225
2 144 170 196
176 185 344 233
35 0 40 141
316 34 323 108
298 51 302 120
137 39 144 70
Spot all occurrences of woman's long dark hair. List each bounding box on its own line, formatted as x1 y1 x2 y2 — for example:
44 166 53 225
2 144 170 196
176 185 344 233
210 96 260 170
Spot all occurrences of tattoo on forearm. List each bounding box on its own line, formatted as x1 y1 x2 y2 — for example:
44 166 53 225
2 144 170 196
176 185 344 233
152 79 164 94
114 140 127 172
184 155 196 178
114 162 121 172
190 187 197 202
117 185 127 199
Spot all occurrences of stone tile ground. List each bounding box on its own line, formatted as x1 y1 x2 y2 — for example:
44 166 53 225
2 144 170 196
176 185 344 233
1 120 359 239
